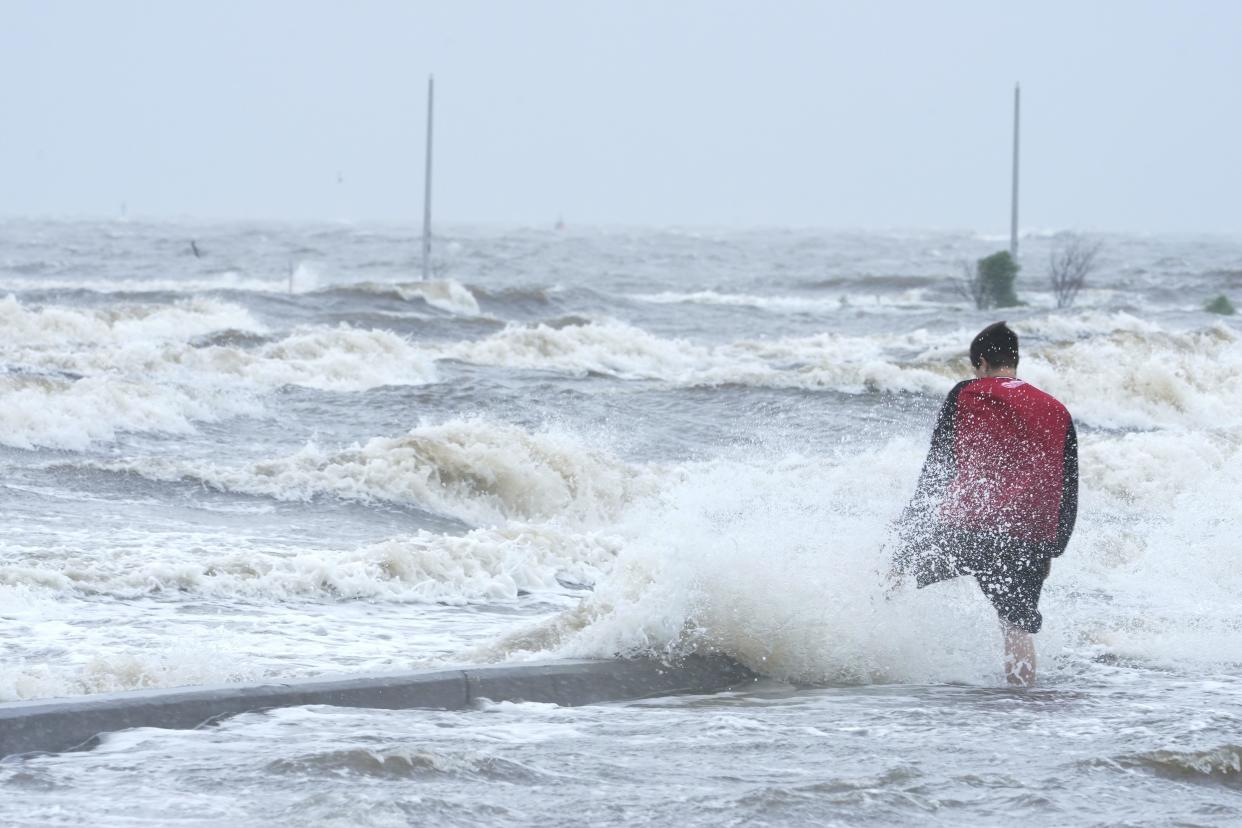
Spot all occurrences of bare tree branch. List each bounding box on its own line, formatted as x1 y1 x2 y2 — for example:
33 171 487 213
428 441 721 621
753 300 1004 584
1049 235 1102 309
953 259 989 309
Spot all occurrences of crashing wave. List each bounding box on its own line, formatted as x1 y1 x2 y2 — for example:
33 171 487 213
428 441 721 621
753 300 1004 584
90 419 662 527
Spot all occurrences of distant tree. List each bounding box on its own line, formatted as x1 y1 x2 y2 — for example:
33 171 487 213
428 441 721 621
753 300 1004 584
1049 235 1102 309
955 260 988 309
955 251 1021 310
980 251 1021 308
1205 294 1236 315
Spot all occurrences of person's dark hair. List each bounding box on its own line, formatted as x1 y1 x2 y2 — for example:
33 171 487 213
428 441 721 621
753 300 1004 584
970 321 1019 369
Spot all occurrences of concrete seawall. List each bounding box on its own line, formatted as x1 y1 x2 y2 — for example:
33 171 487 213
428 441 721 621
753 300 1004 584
0 656 755 759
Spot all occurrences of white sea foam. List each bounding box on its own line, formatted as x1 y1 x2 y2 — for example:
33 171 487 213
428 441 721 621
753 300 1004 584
3 292 434 390
1082 429 1241 510
0 648 261 703
1050 427 1242 668
0 294 266 346
0 581 261 701
1020 321 1242 430
437 320 732 381
630 289 935 313
196 324 437 391
479 440 1003 683
482 427 1242 683
7 418 1239 693
435 320 942 390
1 271 483 314
27 323 437 394
0 294 435 448
0 373 263 451
97 419 661 527
0 525 618 605
3 290 435 394
288 262 322 293
436 314 1242 430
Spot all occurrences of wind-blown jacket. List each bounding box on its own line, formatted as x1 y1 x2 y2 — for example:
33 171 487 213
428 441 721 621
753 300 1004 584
906 376 1078 554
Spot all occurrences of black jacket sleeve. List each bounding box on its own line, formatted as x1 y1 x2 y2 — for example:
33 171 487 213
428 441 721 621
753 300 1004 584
890 381 969 574
1053 419 1079 556
900 380 969 531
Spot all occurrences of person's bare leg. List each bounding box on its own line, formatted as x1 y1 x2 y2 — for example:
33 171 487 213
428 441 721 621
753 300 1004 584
1003 624 1036 686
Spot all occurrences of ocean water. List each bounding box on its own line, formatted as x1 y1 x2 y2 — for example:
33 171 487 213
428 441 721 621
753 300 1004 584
1 219 1240 825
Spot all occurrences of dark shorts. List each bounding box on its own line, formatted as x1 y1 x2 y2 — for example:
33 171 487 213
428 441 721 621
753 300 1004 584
895 527 1052 634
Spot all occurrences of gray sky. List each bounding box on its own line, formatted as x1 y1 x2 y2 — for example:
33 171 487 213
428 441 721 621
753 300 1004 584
2 1 1239 232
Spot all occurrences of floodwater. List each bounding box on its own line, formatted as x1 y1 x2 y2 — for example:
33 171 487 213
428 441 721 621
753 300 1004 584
1 220 1240 825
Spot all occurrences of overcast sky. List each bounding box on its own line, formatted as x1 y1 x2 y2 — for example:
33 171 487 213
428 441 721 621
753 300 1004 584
2 1 1239 232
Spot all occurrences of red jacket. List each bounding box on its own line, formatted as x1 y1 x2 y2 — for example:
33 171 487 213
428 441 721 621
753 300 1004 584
911 377 1078 551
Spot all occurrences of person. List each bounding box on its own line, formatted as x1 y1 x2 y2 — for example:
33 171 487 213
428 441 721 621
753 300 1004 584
891 321 1078 686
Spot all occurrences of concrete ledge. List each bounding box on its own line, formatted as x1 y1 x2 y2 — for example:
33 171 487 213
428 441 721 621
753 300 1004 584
0 655 754 759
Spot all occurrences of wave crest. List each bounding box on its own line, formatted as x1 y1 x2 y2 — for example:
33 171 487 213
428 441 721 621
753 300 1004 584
101 419 659 526
332 279 480 315
0 294 266 347
0 323 435 449
0 525 618 605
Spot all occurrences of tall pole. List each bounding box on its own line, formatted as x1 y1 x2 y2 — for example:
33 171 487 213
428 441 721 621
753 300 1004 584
1010 82 1020 259
422 74 435 280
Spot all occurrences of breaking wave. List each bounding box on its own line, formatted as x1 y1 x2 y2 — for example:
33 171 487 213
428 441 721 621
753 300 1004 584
0 294 267 346
437 320 729 381
0 372 263 451
434 313 1242 430
6 412 1241 692
1 273 483 316
0 586 262 702
436 319 953 392
219 324 437 391
1093 745 1242 787
0 291 440 449
480 425 1242 684
1019 320 1242 430
630 289 935 313
0 525 618 605
93 419 661 527
329 279 480 315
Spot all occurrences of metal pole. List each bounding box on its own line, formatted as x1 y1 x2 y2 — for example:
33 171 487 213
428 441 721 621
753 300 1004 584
422 75 434 280
1010 83 1020 258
